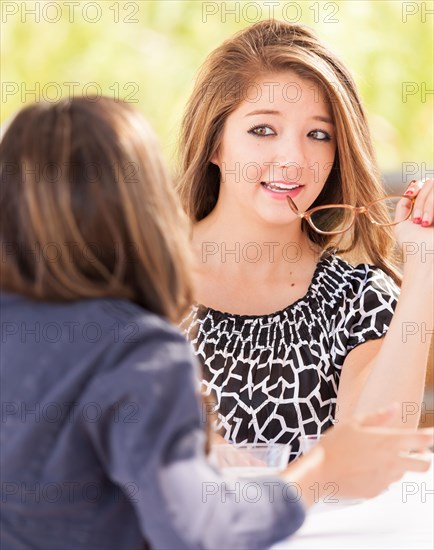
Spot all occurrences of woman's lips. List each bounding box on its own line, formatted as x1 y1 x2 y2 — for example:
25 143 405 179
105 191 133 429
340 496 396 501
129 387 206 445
260 182 304 200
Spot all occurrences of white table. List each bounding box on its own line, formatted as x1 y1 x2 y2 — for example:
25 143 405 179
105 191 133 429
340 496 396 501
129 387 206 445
272 459 434 549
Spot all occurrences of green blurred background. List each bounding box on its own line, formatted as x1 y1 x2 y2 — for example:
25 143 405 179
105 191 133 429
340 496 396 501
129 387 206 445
1 0 433 179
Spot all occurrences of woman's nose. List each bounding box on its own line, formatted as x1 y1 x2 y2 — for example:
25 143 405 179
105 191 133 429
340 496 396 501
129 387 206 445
273 141 306 179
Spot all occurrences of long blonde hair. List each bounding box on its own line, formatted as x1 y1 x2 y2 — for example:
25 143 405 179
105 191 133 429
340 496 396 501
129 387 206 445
1 97 193 322
178 19 401 284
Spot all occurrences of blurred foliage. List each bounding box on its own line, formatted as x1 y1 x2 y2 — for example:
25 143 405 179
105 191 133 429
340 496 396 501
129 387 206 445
1 0 433 174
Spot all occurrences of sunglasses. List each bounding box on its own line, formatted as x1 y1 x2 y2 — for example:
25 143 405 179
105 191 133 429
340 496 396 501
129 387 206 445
286 195 415 235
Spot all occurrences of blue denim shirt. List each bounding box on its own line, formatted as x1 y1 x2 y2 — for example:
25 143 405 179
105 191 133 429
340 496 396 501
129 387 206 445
1 292 305 549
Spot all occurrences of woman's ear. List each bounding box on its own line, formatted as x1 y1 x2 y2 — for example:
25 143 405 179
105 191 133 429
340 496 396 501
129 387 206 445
210 148 220 167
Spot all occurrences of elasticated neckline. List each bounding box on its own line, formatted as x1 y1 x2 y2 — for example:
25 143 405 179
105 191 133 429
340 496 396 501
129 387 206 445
194 251 335 322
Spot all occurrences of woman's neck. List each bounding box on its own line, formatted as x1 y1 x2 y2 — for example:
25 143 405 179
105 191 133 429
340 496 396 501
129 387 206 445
192 206 322 282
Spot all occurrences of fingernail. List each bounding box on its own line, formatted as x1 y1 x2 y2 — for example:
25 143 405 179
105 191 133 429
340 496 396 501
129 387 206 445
405 180 417 195
422 221 430 227
413 209 422 223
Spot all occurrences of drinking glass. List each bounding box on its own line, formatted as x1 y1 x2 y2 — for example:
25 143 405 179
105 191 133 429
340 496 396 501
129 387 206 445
211 443 291 478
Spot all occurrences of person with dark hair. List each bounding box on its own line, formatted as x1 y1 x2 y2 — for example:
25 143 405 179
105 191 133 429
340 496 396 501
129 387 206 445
1 97 432 549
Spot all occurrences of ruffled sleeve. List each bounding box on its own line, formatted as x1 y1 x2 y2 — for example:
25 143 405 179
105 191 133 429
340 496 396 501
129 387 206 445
331 264 400 368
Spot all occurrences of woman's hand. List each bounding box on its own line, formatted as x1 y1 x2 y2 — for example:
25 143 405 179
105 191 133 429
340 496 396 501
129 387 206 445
393 178 434 272
282 405 433 507
210 432 229 446
319 407 432 497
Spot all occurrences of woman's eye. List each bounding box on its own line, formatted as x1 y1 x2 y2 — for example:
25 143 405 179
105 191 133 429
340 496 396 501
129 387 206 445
309 129 331 141
248 125 275 137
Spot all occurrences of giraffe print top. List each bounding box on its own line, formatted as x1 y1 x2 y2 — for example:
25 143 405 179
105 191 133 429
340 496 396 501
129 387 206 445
181 253 400 458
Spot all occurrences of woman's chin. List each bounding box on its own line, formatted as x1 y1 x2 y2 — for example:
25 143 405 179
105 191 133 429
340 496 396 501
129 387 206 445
255 208 298 227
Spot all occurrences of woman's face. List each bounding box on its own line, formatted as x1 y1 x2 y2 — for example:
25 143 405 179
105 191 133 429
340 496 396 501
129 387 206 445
212 71 337 226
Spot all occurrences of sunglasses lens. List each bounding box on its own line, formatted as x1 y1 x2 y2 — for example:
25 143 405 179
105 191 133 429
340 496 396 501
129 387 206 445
367 196 413 225
309 208 354 234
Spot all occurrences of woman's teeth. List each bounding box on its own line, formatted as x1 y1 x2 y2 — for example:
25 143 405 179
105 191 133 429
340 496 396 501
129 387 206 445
262 182 301 193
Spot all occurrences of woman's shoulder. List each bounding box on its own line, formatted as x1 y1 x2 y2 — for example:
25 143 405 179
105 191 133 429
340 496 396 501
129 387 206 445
87 299 191 361
1 291 186 351
317 253 400 299
99 298 177 334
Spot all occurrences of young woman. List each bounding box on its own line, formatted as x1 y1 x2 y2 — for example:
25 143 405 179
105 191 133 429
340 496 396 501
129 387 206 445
178 20 434 453
1 97 432 549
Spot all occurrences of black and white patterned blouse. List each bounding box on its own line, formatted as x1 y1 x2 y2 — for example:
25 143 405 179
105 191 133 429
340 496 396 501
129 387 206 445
182 253 400 458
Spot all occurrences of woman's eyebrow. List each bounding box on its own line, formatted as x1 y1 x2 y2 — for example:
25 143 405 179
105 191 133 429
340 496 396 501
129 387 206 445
245 109 280 117
312 115 334 125
244 110 334 125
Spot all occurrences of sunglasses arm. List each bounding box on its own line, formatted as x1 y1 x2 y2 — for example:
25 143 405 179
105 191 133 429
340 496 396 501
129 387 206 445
286 195 306 218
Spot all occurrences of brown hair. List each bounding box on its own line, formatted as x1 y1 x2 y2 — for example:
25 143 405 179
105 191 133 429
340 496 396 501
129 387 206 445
178 19 401 284
1 97 193 322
